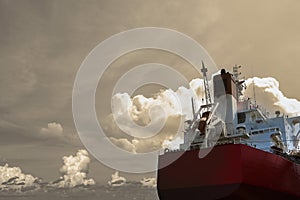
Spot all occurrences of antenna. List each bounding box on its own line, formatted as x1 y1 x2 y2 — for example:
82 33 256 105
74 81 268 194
252 67 257 106
232 64 241 80
253 79 256 103
201 61 212 105
233 65 246 101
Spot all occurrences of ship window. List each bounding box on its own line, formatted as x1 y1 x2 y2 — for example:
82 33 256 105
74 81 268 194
237 112 246 124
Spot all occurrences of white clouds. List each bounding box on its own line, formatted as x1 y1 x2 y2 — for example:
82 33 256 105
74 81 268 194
0 150 96 191
107 171 157 188
109 78 205 133
0 164 39 191
40 122 63 138
50 149 95 188
245 77 300 116
140 177 157 188
108 171 126 187
109 137 136 153
111 90 185 139
108 114 183 153
104 79 206 153
107 76 300 153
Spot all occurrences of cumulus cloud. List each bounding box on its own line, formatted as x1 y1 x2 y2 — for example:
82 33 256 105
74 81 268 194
140 177 157 188
105 75 300 153
40 122 63 138
108 171 126 187
109 137 136 153
0 150 96 191
111 79 205 128
105 78 205 153
245 77 300 116
0 163 40 191
108 114 184 153
50 149 95 188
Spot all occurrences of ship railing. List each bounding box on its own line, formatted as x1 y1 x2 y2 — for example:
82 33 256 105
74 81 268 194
238 97 269 117
249 127 280 135
215 137 249 146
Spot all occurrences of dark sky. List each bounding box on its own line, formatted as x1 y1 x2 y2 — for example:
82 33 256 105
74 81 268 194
1 0 300 183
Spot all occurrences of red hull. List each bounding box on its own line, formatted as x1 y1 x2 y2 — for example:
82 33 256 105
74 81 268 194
157 144 300 199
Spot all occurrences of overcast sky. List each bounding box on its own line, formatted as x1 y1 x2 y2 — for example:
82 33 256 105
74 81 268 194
1 0 300 183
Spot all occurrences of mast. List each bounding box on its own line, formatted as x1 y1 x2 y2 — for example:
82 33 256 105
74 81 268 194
201 61 212 105
233 65 246 102
251 67 257 106
253 79 256 106
191 98 196 119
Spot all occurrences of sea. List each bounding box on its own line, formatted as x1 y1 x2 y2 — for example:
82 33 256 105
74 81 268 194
0 184 159 200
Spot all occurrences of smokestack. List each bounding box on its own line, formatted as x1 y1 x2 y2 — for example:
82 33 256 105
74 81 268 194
213 70 238 135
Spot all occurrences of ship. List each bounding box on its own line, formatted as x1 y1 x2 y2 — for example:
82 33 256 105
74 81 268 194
157 64 300 199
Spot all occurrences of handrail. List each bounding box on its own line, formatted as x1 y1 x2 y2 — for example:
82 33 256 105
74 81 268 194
249 127 280 135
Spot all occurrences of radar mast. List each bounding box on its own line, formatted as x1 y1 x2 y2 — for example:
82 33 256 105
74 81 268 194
201 61 212 105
